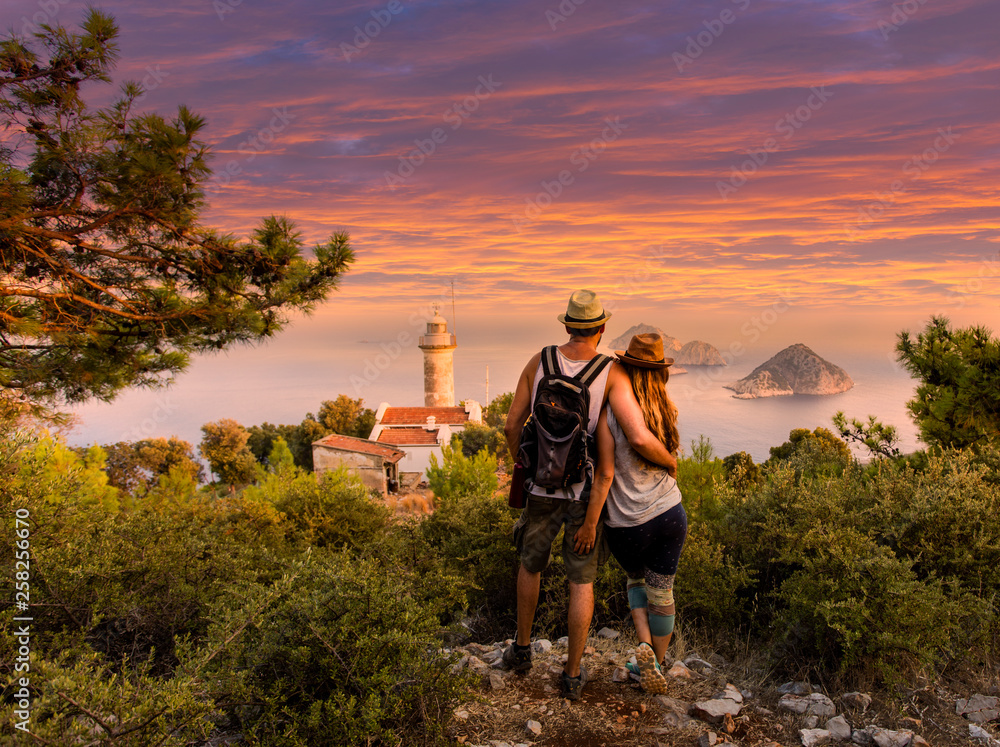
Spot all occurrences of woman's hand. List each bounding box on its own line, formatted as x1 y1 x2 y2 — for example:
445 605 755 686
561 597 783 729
573 521 598 554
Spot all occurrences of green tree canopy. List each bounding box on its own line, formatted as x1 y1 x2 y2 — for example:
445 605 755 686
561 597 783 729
0 11 354 407
95 436 203 493
317 394 375 439
199 418 258 486
896 316 1000 449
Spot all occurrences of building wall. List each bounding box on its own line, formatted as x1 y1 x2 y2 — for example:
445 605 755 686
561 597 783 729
396 444 441 475
312 447 387 493
423 348 455 407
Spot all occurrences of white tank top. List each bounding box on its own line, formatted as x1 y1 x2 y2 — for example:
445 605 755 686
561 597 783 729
526 348 612 501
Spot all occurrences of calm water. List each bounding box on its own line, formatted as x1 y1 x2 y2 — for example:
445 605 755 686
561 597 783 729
67 333 920 464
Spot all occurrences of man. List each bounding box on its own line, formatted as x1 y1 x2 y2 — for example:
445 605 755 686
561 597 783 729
502 289 678 700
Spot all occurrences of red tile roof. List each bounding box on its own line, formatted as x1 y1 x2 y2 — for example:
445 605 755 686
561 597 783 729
313 434 404 462
380 406 470 425
375 427 441 446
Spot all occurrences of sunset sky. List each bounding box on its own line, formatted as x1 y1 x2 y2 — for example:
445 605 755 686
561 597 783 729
6 0 1000 442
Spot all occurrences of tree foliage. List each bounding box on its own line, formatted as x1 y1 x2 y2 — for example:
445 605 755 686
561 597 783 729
94 436 203 493
832 411 900 460
896 316 1000 449
0 11 354 406
317 394 375 439
483 391 513 429
199 418 258 486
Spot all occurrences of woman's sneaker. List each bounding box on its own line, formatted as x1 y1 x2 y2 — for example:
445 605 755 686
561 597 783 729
635 642 668 694
501 643 533 672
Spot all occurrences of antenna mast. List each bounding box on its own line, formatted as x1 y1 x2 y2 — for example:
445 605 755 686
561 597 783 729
451 279 457 337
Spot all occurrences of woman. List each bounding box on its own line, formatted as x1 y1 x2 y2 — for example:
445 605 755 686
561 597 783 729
573 333 686 695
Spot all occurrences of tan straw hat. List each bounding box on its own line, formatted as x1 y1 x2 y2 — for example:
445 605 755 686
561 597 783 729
557 289 612 329
615 333 674 369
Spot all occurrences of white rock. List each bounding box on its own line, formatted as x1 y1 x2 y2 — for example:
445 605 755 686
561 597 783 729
684 656 714 673
526 720 542 737
779 695 811 715
556 636 569 647
804 715 820 729
667 661 693 679
467 656 489 673
451 655 470 675
721 684 744 704
970 723 999 744
869 727 914 747
780 681 814 695
611 666 630 682
690 698 742 724
453 709 469 720
826 715 852 740
959 695 1000 723
596 627 619 639
779 693 836 718
531 639 552 655
481 649 503 663
489 672 505 690
851 728 874 745
800 728 832 747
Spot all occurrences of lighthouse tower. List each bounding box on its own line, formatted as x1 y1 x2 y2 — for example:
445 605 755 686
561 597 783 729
418 306 457 407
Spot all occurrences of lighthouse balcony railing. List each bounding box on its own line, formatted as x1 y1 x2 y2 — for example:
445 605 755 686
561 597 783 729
419 334 456 347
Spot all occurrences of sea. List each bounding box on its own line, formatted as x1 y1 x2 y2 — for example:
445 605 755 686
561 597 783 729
66 331 921 464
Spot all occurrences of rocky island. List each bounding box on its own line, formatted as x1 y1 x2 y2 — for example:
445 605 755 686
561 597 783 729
725 343 853 399
608 323 726 369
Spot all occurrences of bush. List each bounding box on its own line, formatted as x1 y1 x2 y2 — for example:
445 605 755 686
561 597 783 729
243 467 390 551
427 444 498 503
207 553 469 746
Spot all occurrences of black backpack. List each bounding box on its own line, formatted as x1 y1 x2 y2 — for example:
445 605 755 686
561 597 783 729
518 346 612 492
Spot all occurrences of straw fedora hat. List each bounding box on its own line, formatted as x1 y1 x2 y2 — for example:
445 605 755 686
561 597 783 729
557 289 612 329
615 333 674 369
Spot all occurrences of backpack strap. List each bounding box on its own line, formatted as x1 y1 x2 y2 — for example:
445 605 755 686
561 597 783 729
540 345 560 377
574 353 612 387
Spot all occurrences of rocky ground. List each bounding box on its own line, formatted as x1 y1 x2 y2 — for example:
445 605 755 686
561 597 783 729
444 629 1000 747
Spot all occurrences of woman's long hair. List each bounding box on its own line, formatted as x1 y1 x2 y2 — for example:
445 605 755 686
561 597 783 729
625 366 680 455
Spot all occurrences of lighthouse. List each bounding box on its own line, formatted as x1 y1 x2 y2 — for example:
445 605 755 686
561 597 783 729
418 306 457 407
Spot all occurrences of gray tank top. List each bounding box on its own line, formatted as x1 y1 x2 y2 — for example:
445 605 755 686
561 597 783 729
604 405 682 527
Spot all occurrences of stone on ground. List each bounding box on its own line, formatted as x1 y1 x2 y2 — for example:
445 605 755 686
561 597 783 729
800 728 832 747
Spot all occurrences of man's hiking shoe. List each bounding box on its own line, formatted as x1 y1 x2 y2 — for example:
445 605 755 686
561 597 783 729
501 643 532 672
635 642 668 695
560 666 588 701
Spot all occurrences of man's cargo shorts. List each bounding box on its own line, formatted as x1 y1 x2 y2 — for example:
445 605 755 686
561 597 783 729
512 494 605 584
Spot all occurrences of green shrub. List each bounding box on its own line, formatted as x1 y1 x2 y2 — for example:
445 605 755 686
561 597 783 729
207 553 469 746
427 444 498 502
243 467 390 551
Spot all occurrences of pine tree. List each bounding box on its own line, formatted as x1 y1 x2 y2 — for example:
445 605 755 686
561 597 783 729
1 11 354 407
896 316 1000 449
